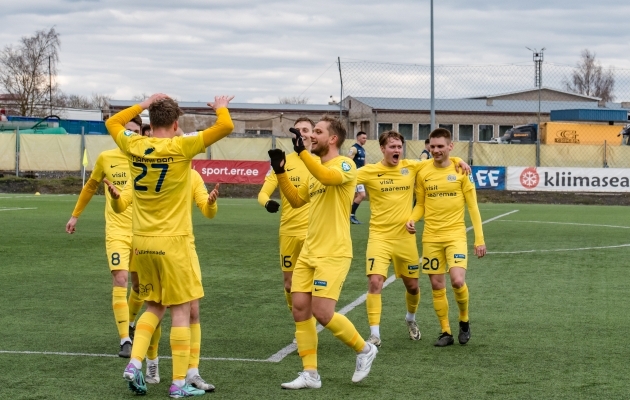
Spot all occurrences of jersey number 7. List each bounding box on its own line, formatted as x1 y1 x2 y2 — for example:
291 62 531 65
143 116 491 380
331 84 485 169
133 162 169 192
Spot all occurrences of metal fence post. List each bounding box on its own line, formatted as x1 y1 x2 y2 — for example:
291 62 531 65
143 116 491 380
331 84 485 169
272 135 276 150
15 127 19 177
603 140 608 168
536 139 541 167
468 138 474 166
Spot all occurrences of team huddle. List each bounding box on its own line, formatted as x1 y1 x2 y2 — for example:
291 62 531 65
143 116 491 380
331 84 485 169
66 94 486 397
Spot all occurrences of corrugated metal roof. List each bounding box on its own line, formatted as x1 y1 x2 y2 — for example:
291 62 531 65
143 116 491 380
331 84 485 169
468 87 601 101
351 97 628 113
109 100 345 112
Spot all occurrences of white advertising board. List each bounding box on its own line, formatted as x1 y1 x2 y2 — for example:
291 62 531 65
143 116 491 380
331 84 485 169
507 167 630 192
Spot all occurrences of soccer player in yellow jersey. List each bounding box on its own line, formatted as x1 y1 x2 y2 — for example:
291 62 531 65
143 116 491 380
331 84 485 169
268 116 378 390
65 115 143 358
257 117 314 315
406 128 487 348
358 130 469 347
106 169 219 392
105 93 233 397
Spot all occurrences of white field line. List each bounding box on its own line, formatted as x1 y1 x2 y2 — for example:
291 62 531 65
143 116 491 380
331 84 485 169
497 220 630 229
0 210 518 364
266 209 519 362
0 207 37 211
0 350 270 363
0 194 67 199
488 243 630 255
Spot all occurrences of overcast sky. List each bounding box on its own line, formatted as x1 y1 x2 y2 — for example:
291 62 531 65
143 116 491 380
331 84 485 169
2 0 630 104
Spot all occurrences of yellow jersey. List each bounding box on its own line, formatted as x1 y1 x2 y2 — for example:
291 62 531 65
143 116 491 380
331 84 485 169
116 168 217 220
357 159 432 239
296 156 357 258
113 130 206 236
258 152 312 237
72 148 133 238
416 162 477 243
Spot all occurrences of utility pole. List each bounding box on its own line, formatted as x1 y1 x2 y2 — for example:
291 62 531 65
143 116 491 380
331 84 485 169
430 0 435 131
527 47 545 166
48 56 52 116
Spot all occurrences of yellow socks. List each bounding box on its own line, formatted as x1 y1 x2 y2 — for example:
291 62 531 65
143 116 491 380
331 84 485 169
146 323 162 360
325 313 365 353
112 287 129 340
405 291 420 314
284 290 293 312
128 289 144 326
432 288 451 334
170 327 191 382
295 317 318 370
131 312 159 363
189 323 201 370
453 284 469 323
366 293 382 327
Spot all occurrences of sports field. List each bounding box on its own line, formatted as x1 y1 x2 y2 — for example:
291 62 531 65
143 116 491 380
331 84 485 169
0 194 628 399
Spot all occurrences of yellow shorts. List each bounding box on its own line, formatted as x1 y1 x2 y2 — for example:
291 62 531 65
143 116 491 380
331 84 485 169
106 235 132 272
130 235 204 306
366 236 420 279
421 240 468 274
291 256 352 301
279 235 306 272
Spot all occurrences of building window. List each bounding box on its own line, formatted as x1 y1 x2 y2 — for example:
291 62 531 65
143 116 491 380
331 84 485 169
244 129 258 135
418 124 431 140
459 125 473 141
378 123 393 135
259 130 272 136
499 125 513 136
398 124 413 140
479 124 494 141
439 124 454 134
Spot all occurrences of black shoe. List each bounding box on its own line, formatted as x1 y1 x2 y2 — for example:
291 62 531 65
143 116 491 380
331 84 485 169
350 216 361 224
129 325 136 342
458 321 471 345
434 332 454 347
119 341 132 358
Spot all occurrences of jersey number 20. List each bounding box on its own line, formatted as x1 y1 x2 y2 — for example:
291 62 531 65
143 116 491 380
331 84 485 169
133 162 169 192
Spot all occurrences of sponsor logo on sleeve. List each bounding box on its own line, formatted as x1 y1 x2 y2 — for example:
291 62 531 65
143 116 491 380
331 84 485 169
454 254 466 259
123 130 135 137
341 161 352 172
408 265 419 270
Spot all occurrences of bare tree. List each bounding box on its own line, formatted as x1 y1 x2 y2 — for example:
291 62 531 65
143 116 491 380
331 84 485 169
278 96 309 104
132 93 150 102
0 27 61 116
563 49 615 102
90 93 111 111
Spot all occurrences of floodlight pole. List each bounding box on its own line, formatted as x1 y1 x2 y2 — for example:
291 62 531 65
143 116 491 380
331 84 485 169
528 47 544 167
430 0 436 131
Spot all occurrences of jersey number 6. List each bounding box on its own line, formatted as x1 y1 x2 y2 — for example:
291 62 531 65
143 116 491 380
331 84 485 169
133 162 169 192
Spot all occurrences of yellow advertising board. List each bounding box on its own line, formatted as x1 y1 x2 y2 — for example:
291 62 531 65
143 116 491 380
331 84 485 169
541 122 624 145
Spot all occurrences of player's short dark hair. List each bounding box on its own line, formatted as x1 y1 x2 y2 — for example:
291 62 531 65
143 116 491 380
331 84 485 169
128 115 143 130
379 130 405 146
149 97 183 129
429 128 452 141
141 124 151 137
356 131 367 138
294 117 315 127
319 115 347 148
424 138 430 144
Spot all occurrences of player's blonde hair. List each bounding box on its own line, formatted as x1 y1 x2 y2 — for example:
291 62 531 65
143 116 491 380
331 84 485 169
379 130 405 146
149 97 183 129
319 115 346 148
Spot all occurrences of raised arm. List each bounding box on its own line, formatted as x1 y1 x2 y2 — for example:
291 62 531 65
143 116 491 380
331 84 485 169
202 96 235 147
299 151 343 186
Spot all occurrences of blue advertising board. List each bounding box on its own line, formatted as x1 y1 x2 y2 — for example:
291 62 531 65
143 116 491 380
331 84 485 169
472 166 506 190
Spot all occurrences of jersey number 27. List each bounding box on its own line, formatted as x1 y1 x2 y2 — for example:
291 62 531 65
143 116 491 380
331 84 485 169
133 162 169 192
